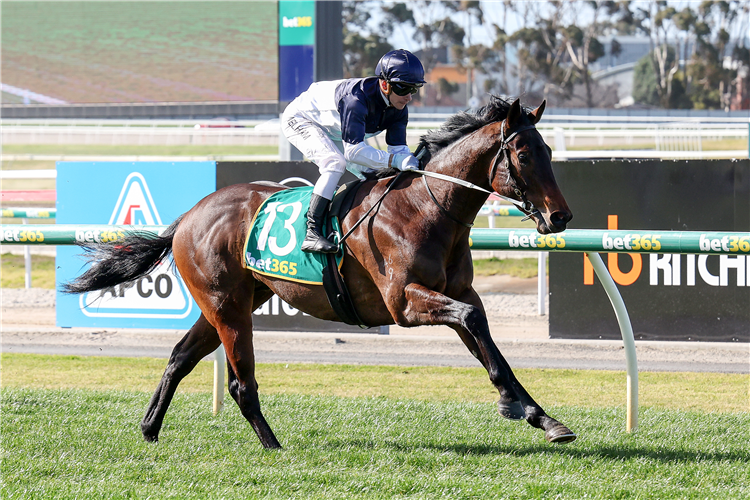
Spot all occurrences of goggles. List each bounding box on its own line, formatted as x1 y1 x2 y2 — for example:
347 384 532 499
390 82 422 96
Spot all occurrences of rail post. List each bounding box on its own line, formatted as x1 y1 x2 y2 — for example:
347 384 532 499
23 218 32 288
213 344 226 415
586 252 638 432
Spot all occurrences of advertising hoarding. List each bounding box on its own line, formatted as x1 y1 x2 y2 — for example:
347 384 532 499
56 162 216 328
549 159 749 342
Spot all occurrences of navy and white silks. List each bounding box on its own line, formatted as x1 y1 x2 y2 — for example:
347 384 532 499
282 77 414 200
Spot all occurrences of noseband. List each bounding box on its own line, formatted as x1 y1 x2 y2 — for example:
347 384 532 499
489 122 539 216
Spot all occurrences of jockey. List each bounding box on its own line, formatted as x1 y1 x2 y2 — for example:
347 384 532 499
282 48 425 254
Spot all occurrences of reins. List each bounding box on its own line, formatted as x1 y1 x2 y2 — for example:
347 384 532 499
333 172 406 249
333 120 545 249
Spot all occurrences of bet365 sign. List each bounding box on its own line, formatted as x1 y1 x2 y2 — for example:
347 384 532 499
56 162 216 329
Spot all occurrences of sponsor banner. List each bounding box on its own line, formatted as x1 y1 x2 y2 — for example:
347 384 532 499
468 228 750 255
0 225 165 245
278 0 314 101
216 161 377 333
1 208 55 219
548 159 750 342
56 162 216 329
279 0 315 46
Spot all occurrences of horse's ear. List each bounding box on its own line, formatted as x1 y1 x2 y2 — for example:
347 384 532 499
504 98 523 133
528 100 546 125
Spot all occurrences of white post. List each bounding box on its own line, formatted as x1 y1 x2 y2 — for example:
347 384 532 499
553 127 567 160
586 252 638 432
212 344 226 415
23 218 31 289
537 252 546 316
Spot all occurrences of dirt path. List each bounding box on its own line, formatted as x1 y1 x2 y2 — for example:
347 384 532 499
3 277 748 373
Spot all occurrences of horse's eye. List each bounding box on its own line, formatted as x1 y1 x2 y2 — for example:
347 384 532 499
517 152 529 163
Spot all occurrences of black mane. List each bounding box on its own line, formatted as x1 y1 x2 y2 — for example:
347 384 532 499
417 95 515 159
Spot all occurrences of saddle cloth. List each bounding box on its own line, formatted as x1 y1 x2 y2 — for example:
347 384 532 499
244 186 343 285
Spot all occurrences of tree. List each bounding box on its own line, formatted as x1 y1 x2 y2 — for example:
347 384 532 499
342 1 393 78
632 47 688 108
627 0 749 110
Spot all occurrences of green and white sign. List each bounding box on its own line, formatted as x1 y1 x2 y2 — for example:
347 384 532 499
244 186 342 285
279 0 315 46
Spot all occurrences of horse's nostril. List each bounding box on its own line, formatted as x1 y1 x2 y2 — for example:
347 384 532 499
550 211 572 228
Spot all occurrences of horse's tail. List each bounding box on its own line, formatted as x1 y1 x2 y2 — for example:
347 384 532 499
62 215 184 294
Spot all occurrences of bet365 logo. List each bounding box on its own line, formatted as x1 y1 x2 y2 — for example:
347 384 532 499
79 173 194 319
585 215 748 288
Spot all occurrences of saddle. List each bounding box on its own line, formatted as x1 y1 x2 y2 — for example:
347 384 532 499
322 179 370 328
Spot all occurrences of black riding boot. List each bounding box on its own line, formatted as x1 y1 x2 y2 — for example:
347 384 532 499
301 194 338 254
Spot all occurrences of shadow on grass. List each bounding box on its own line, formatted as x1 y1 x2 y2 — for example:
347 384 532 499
319 437 749 464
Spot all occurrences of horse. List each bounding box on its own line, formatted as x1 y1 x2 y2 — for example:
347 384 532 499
64 97 574 449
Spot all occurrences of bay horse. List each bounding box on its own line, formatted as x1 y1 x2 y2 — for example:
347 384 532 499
65 97 574 448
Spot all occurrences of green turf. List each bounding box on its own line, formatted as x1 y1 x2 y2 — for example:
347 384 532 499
3 354 748 414
2 388 748 499
2 1 278 103
0 253 56 289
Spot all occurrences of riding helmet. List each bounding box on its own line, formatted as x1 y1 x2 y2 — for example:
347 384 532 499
376 49 426 85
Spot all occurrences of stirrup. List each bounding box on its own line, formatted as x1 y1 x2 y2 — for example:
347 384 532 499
301 230 338 254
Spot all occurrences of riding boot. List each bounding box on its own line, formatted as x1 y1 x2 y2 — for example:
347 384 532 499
301 194 338 254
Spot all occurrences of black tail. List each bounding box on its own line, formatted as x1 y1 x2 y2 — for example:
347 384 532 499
62 215 184 294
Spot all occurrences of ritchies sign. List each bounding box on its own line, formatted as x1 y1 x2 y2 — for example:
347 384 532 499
583 215 748 288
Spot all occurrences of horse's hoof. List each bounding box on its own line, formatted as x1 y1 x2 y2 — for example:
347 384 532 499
545 424 577 443
497 400 526 420
142 433 159 443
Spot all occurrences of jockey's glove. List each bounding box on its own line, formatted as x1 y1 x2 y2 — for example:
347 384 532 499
391 153 420 171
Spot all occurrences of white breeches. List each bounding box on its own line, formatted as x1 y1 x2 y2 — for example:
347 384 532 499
282 110 347 200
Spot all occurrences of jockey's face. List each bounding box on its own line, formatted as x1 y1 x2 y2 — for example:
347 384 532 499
379 79 415 110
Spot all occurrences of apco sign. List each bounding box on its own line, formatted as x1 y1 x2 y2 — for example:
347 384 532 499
56 162 216 329
549 159 749 342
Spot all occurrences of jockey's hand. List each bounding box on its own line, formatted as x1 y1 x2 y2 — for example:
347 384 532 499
392 154 420 171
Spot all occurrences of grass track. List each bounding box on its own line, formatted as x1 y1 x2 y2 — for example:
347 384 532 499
3 354 749 413
2 388 749 499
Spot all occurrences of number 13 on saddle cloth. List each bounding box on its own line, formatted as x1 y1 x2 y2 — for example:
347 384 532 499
244 186 343 284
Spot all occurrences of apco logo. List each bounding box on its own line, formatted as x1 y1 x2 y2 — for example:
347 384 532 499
79 173 193 318
585 215 748 288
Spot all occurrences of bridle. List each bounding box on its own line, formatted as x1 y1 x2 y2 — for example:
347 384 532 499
415 120 543 226
488 122 539 215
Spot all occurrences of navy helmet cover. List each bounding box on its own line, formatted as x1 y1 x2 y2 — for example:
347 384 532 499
375 49 426 85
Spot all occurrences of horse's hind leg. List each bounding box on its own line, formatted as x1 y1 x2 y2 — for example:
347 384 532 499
212 300 281 449
141 313 220 442
190 278 279 448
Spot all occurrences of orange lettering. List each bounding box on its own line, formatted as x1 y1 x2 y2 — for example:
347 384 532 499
584 215 643 286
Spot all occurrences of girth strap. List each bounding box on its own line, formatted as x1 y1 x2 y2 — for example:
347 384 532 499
321 180 371 328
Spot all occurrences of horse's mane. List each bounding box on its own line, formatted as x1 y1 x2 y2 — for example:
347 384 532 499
417 95 516 159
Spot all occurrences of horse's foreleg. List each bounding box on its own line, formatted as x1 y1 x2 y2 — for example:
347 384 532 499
398 284 523 414
141 314 220 442
399 284 575 443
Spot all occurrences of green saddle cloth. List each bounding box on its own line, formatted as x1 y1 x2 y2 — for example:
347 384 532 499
244 186 342 285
